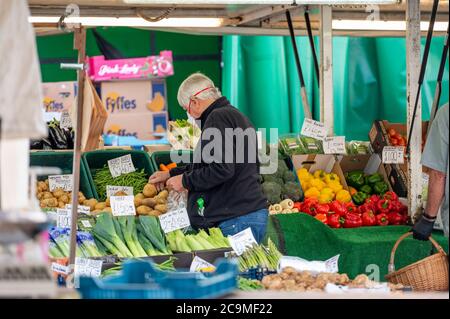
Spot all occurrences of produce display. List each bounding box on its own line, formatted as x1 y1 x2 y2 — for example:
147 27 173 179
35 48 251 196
345 171 390 205
387 127 407 147
49 228 103 258
236 239 283 273
297 168 351 204
165 228 230 252
238 277 265 291
279 134 324 156
101 257 177 278
268 199 300 215
30 118 74 150
261 158 303 204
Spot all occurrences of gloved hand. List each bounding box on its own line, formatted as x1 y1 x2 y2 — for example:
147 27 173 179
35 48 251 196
412 215 435 241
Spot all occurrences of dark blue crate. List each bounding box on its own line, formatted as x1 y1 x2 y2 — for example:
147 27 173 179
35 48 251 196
78 258 238 299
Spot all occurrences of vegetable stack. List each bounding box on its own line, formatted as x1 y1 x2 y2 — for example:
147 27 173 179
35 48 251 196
345 170 390 205
236 239 283 273
165 228 230 252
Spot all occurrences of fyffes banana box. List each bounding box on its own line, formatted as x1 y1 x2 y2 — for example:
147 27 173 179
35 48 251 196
42 81 77 112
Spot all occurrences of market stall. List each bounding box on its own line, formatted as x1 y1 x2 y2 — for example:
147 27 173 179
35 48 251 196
0 0 449 299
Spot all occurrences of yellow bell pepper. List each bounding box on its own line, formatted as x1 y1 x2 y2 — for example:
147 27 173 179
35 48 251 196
327 181 343 193
309 178 326 191
321 187 334 195
297 168 310 180
324 173 339 184
318 193 334 204
336 189 352 203
304 187 320 199
313 170 326 180
300 180 309 191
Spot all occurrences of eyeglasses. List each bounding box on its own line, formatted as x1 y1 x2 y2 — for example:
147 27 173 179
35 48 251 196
186 87 214 114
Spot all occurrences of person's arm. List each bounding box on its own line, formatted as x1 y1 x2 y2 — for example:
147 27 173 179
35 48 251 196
424 168 446 218
169 165 190 177
182 162 235 192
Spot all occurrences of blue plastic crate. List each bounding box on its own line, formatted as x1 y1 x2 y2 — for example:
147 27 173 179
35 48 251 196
78 258 238 299
239 268 277 281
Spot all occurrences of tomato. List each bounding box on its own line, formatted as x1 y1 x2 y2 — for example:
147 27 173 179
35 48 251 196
389 128 396 137
390 138 398 145
394 133 403 141
398 139 406 146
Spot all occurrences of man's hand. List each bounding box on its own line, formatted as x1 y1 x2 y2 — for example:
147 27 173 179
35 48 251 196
148 171 170 192
412 215 436 241
166 175 186 193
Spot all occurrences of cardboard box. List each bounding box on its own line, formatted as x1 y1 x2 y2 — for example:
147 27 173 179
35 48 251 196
104 111 168 140
42 81 77 112
291 154 349 190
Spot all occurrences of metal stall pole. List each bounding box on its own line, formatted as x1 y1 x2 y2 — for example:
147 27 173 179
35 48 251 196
304 7 320 83
285 10 312 120
319 5 333 135
427 23 449 134
406 0 423 220
67 26 87 270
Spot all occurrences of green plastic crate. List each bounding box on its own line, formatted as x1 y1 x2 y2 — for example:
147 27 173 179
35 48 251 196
29 151 94 198
149 150 193 172
82 150 154 200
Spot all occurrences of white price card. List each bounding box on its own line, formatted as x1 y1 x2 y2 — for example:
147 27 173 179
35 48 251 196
56 208 72 228
65 204 91 215
382 146 405 164
80 220 92 228
51 263 69 275
107 154 136 178
43 111 62 122
106 185 134 198
159 208 191 234
228 228 257 256
110 195 136 216
60 111 72 129
190 256 216 272
48 174 73 192
301 118 328 141
74 257 102 278
323 136 346 154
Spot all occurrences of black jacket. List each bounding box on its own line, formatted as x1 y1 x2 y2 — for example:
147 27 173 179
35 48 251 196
170 97 267 229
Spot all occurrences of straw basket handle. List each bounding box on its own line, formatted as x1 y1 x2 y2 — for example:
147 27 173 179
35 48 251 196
388 232 447 273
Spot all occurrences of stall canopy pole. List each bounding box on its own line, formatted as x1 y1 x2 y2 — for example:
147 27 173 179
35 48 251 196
406 0 422 220
304 7 320 84
427 23 449 135
68 26 87 268
406 0 439 156
285 10 312 120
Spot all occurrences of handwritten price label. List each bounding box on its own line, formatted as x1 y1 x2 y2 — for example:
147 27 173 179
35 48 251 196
301 118 328 141
159 208 191 234
65 204 91 215
48 174 73 192
107 154 136 178
51 263 69 275
56 208 71 228
382 146 405 164
74 258 102 277
323 136 346 154
106 185 134 198
60 111 72 129
228 228 257 256
190 256 216 272
110 196 136 216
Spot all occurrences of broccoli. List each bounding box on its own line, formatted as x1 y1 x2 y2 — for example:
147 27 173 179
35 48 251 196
262 181 282 204
262 173 284 185
282 181 304 202
276 159 289 177
283 170 297 183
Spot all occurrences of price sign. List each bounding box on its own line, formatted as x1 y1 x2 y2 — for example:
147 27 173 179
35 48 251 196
110 196 136 216
51 263 69 275
106 185 134 198
56 208 71 228
301 118 328 141
65 204 91 215
382 146 405 164
80 220 92 228
43 112 62 122
228 228 257 256
74 257 103 277
107 154 136 178
48 174 73 192
323 136 346 154
60 111 72 129
190 256 216 272
159 208 191 234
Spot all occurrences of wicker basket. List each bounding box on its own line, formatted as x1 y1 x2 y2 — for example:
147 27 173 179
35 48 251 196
385 232 449 291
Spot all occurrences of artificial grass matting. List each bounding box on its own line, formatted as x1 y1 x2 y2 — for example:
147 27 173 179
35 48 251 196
265 213 449 279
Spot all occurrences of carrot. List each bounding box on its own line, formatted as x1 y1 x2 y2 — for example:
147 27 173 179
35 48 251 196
166 162 177 170
159 164 169 171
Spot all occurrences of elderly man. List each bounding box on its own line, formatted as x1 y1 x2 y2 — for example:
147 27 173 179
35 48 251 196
412 103 449 240
149 73 268 242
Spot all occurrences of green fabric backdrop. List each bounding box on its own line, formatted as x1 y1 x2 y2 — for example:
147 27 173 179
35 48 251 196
222 36 449 141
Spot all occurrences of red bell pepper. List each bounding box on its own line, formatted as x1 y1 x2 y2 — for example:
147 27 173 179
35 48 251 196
301 198 318 216
315 213 328 224
343 212 363 228
293 202 302 211
328 213 344 228
377 199 392 215
315 203 330 215
376 213 389 226
329 201 347 217
364 195 380 209
345 202 360 215
359 203 375 215
383 191 399 202
362 211 377 226
387 212 403 225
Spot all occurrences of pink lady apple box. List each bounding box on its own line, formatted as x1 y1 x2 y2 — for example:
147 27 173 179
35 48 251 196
88 51 174 82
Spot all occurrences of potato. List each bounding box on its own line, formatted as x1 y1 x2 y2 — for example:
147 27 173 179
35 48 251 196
59 194 70 204
157 190 169 199
100 207 112 213
41 198 58 208
42 192 54 200
135 193 145 200
136 205 152 215
95 202 107 210
134 195 143 207
106 197 111 207
52 188 65 198
78 195 86 205
141 198 156 208
37 192 44 200
37 181 47 192
58 201 66 208
154 204 167 214
155 198 166 205
83 198 98 211
143 184 157 198
148 210 162 217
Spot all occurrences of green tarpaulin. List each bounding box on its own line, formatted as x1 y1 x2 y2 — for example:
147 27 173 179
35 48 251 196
222 36 449 141
265 213 448 280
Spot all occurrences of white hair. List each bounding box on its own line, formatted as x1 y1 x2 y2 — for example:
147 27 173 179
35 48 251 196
177 73 222 108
